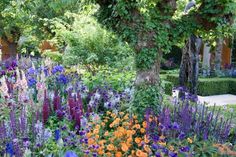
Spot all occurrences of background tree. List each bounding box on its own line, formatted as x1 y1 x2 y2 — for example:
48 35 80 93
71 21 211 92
95 0 236 115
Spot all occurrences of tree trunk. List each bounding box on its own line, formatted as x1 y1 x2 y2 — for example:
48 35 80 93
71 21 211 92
215 38 223 71
179 35 202 95
1 39 17 61
202 43 211 76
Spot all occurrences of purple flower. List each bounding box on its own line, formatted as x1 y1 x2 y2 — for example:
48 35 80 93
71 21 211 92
180 146 190 152
52 65 64 74
55 129 60 141
178 132 185 140
64 150 78 157
172 122 180 130
57 74 68 84
169 151 177 157
155 152 161 157
27 77 37 87
6 142 14 157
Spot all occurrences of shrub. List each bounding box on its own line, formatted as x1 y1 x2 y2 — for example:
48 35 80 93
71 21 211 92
52 13 133 70
165 74 236 96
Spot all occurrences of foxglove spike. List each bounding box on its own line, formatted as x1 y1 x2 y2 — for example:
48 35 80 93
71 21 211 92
42 96 50 124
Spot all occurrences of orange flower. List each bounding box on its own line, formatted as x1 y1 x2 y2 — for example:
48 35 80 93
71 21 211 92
169 145 174 151
115 151 122 157
144 135 149 143
98 140 106 145
126 130 133 137
95 135 100 139
135 137 142 144
140 128 145 133
132 130 136 135
142 121 147 128
135 124 141 129
144 145 151 153
93 129 99 134
136 150 144 157
98 149 104 155
121 143 129 152
88 138 95 145
106 152 112 157
101 122 105 126
104 131 109 136
187 138 193 143
107 144 115 151
87 132 92 138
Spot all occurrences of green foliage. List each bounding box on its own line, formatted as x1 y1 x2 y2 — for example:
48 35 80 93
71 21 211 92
132 84 161 118
52 13 133 68
42 50 63 64
162 81 174 96
166 74 236 96
82 67 135 92
18 36 41 56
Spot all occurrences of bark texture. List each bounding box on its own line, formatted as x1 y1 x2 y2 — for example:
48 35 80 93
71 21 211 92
179 34 202 95
1 39 17 61
215 38 223 71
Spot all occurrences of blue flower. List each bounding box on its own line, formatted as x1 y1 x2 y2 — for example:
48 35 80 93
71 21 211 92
172 122 180 130
169 151 178 157
52 65 64 74
28 77 37 87
6 142 14 157
180 146 190 152
27 67 36 75
55 129 60 141
178 132 185 140
64 151 78 157
155 152 161 157
57 74 68 84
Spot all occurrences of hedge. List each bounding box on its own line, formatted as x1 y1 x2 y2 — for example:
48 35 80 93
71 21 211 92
165 74 236 96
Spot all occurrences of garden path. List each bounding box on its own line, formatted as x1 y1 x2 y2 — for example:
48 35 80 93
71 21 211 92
198 94 236 106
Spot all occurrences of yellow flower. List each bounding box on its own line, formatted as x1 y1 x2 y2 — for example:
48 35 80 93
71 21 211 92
107 144 115 151
187 138 193 143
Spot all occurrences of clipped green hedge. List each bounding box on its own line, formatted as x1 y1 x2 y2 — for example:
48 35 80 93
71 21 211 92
165 74 236 96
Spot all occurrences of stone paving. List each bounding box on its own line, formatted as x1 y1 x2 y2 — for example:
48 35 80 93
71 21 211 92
198 94 236 106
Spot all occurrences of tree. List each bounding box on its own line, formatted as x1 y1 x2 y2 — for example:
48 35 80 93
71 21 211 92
0 0 81 60
0 0 31 60
95 0 236 115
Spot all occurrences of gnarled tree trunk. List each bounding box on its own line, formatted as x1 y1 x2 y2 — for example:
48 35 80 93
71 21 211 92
179 34 202 95
1 38 17 61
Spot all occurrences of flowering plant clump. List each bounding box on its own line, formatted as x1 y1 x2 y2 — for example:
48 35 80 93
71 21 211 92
0 58 235 156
